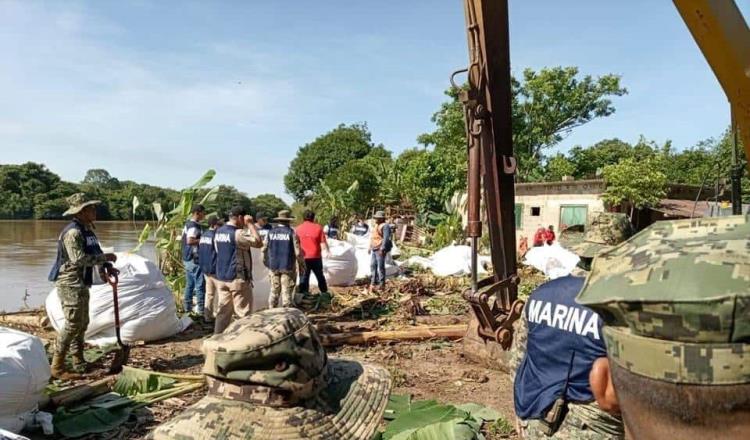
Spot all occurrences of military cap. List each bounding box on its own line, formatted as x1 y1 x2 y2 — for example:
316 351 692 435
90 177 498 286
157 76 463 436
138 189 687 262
62 193 101 216
152 308 392 439
273 210 295 222
577 215 750 385
564 212 634 258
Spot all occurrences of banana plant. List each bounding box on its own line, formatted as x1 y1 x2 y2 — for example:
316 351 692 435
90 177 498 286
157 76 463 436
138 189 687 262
133 170 217 311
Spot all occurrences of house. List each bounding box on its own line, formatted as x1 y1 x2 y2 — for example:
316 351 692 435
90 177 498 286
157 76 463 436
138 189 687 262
514 179 606 243
513 178 737 243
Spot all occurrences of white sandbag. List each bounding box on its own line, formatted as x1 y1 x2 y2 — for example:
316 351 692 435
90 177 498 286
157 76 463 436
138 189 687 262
348 233 400 279
303 239 358 287
251 248 271 310
405 245 490 277
0 327 50 434
522 243 580 280
46 253 182 346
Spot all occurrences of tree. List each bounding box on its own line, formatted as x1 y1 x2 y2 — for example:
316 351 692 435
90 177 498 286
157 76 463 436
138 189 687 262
250 194 289 218
207 185 253 218
82 168 120 190
284 123 377 201
512 67 627 180
544 154 576 181
320 159 379 217
602 157 667 220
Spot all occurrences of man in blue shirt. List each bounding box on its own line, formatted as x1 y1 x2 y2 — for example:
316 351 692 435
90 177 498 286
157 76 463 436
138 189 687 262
181 204 206 316
510 212 633 439
198 215 220 323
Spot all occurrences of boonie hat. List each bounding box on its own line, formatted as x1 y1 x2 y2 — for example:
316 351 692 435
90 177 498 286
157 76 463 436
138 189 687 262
152 308 392 439
273 210 295 222
62 193 101 216
577 215 750 385
564 212 633 258
373 210 386 220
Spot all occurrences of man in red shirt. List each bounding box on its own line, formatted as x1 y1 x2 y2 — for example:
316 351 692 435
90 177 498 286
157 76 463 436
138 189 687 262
545 225 556 245
295 210 330 295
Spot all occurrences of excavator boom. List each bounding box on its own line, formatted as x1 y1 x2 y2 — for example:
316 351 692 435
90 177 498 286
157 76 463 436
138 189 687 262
673 0 750 167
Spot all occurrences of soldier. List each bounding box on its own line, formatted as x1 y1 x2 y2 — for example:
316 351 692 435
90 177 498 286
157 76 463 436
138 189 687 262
181 204 206 316
48 193 117 379
578 215 750 440
152 308 392 439
263 210 304 308
510 212 633 439
198 215 220 323
213 206 263 334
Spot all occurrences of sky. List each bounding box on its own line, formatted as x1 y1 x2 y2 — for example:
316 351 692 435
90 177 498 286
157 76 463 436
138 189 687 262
1 1 746 201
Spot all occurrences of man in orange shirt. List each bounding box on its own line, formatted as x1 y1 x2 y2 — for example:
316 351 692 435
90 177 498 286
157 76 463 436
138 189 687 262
296 210 330 295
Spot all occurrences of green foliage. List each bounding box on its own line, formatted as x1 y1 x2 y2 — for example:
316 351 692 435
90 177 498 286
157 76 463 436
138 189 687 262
602 157 667 216
250 193 289 218
544 153 576 181
204 184 253 218
512 67 627 180
113 366 177 396
284 123 377 201
381 394 501 440
311 179 360 229
137 170 217 310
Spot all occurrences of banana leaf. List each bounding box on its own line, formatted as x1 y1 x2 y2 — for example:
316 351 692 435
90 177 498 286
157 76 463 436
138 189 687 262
113 366 177 396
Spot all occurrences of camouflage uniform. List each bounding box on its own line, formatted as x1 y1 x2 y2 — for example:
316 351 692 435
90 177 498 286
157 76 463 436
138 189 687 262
576 216 750 434
511 212 632 439
53 202 109 367
263 213 304 309
152 308 392 439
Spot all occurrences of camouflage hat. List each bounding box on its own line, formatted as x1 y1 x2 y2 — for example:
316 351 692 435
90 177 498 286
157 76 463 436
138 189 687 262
577 215 750 385
152 308 392 439
62 193 101 216
373 210 386 219
272 210 294 222
565 212 634 258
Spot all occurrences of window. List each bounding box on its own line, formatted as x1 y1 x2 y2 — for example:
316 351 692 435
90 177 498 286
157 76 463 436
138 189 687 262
530 207 541 216
514 203 523 228
560 205 588 231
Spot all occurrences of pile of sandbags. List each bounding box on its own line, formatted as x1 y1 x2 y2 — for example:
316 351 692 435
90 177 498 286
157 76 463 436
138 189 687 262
346 233 401 280
0 327 50 434
303 239 358 287
46 253 187 346
405 245 491 277
522 243 579 279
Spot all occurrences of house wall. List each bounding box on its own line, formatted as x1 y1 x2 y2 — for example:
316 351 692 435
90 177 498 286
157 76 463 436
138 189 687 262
514 193 605 241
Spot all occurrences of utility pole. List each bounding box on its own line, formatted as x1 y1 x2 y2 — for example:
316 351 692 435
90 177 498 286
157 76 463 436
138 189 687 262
731 107 743 215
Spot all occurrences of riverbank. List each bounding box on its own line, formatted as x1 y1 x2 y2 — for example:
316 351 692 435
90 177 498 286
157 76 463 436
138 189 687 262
1 272 541 439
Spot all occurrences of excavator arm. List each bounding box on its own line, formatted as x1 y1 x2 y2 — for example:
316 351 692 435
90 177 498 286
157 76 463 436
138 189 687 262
673 0 750 168
459 0 523 355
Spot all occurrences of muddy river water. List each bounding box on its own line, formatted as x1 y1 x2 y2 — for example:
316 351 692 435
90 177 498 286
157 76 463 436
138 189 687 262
0 221 155 312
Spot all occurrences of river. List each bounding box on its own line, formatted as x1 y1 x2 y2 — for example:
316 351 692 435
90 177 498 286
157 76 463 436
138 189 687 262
0 221 156 313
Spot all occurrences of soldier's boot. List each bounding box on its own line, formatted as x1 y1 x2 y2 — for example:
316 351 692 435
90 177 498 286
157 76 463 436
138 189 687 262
71 350 88 374
50 353 82 381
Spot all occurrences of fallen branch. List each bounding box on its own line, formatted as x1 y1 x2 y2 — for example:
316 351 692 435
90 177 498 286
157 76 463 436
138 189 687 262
49 376 117 408
320 324 468 347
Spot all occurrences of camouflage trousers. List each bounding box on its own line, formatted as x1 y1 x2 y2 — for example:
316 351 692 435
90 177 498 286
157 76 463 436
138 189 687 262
214 278 253 334
55 286 90 358
520 402 624 439
268 271 297 309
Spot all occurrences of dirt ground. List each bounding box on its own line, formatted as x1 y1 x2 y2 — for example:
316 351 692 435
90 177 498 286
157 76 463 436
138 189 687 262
2 274 529 439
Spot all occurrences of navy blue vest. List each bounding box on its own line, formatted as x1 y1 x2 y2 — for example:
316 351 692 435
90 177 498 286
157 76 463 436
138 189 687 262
352 224 369 236
514 276 606 420
48 220 104 286
326 225 339 239
214 224 238 282
267 225 295 271
181 219 202 262
198 229 217 275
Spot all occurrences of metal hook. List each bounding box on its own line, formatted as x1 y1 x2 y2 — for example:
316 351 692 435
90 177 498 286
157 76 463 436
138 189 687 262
450 68 468 89
502 156 517 175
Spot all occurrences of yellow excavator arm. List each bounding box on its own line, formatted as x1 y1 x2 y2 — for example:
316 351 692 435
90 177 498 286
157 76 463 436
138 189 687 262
673 0 750 167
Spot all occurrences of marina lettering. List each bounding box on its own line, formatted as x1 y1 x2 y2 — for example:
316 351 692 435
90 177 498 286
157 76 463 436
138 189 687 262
214 233 231 243
526 299 600 340
269 233 291 241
